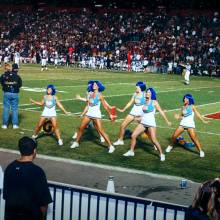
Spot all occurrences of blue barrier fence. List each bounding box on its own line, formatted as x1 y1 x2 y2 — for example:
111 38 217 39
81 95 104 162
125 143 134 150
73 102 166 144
0 182 188 220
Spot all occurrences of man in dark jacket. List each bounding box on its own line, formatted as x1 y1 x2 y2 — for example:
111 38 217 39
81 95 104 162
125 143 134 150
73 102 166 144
0 63 22 129
3 136 52 220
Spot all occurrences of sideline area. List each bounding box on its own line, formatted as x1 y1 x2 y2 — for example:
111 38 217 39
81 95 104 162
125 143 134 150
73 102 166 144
0 148 200 206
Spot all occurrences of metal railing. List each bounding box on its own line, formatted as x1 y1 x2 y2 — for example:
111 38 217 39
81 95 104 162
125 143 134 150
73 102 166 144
0 182 188 220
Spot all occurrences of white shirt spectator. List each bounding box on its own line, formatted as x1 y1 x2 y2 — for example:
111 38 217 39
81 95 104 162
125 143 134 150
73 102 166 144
168 62 173 71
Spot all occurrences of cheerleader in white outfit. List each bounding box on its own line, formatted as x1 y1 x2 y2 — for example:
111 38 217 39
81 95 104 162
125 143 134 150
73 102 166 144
113 82 146 146
70 81 115 153
166 94 208 157
123 88 171 161
30 85 70 145
73 80 105 143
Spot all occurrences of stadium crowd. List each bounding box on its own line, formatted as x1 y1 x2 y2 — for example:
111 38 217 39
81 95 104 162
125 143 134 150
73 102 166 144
0 8 220 75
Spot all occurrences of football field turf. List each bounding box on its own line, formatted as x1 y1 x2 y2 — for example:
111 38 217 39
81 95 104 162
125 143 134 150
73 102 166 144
0 64 220 182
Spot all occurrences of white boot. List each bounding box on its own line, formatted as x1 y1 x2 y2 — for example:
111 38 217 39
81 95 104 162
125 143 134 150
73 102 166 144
165 145 173 153
108 145 115 153
72 132 77 139
113 139 124 146
160 154 165 161
100 136 105 143
32 134 38 139
199 150 205 158
70 142 79 149
58 139 63 146
123 150 134 157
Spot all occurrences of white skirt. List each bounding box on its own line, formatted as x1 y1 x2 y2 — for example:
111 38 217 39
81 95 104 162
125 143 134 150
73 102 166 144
86 105 102 119
140 112 156 127
41 106 56 118
129 105 144 117
180 117 195 129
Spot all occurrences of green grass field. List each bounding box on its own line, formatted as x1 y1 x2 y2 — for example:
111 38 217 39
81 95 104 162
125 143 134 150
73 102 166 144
0 64 220 182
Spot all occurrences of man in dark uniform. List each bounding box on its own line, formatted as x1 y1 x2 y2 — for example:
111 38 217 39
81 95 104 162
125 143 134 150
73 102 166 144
0 63 22 129
3 136 52 220
12 63 19 74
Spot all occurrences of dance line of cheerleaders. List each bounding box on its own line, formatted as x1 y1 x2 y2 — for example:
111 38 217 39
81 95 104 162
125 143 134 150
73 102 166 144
30 80 209 161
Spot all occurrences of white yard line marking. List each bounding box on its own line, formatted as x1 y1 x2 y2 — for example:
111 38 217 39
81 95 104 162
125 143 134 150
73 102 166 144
0 102 32 106
20 81 177 91
20 85 220 105
1 85 219 107
156 125 220 136
21 87 67 93
55 81 180 88
24 107 41 110
53 85 220 102
155 101 220 115
15 100 220 137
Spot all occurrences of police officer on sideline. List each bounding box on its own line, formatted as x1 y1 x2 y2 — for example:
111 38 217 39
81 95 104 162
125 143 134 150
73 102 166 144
12 63 19 74
0 63 22 129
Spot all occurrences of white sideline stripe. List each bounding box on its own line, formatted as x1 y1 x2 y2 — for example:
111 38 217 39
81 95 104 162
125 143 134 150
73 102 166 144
0 147 198 182
2 99 220 118
55 81 179 88
57 84 220 89
156 101 220 114
24 107 41 110
24 85 220 105
1 84 219 107
21 128 33 132
17 102 220 137
156 125 220 136
19 108 82 116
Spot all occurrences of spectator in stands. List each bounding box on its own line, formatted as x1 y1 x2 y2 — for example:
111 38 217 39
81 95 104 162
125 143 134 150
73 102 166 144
0 63 22 129
207 179 220 220
188 178 220 220
3 136 52 220
0 165 3 191
0 9 219 75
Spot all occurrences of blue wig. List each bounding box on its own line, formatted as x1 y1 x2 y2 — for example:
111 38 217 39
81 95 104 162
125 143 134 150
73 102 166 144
147 88 157 100
183 94 195 105
87 80 94 92
46 84 56 95
136 81 146 91
87 80 105 92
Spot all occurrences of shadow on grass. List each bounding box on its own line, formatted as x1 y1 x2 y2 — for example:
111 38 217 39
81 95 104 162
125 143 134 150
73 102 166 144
136 139 159 158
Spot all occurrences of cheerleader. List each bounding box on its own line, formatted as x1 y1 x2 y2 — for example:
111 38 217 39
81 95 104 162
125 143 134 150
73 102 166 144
113 81 146 146
70 81 115 153
73 80 105 143
123 88 171 161
166 94 208 157
30 84 70 146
